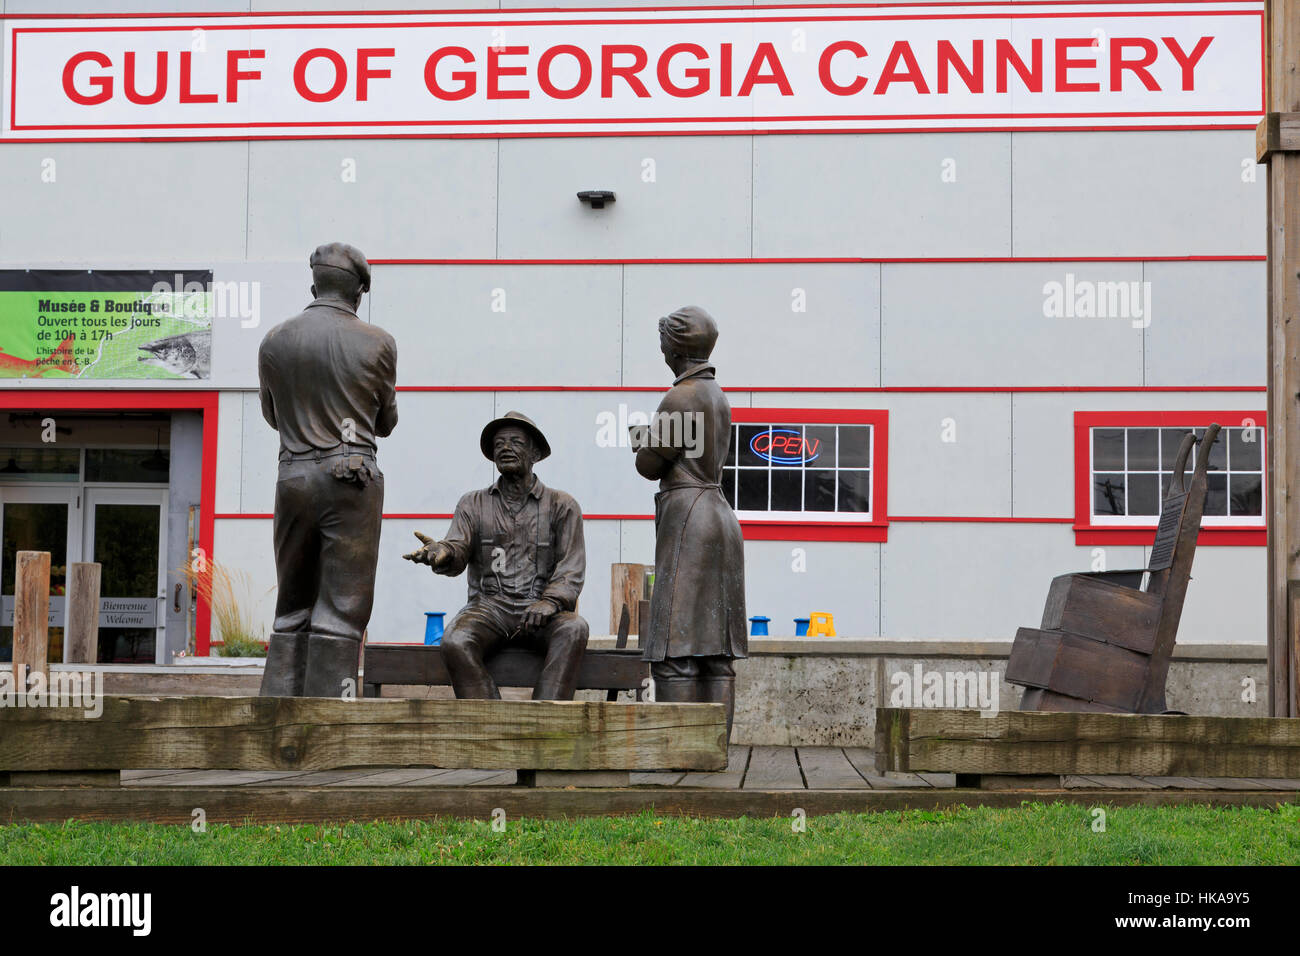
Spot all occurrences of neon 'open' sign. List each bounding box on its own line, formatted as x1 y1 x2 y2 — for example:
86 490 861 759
750 428 821 465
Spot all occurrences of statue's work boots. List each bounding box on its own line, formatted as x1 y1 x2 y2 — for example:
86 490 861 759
651 676 697 703
652 675 736 742
700 676 736 741
302 634 361 699
260 632 308 697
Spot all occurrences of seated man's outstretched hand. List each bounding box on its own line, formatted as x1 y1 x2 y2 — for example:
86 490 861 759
403 531 452 569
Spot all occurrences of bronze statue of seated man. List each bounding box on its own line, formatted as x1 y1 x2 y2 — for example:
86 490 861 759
403 412 590 700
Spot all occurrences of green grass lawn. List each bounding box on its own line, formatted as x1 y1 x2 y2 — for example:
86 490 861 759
2 803 1298 865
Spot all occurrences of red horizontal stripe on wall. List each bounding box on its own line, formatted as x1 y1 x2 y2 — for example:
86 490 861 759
213 513 654 520
371 255 1266 265
890 515 1074 523
216 512 1083 523
393 385 1267 393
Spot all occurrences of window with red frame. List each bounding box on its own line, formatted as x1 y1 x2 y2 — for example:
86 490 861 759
1074 411 1265 546
723 408 888 542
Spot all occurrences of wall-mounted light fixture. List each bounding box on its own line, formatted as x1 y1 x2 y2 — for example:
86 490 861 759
577 190 616 209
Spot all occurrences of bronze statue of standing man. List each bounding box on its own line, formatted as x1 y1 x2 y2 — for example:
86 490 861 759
257 242 398 698
633 306 747 737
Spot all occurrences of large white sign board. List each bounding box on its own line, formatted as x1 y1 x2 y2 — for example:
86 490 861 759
1 3 1265 140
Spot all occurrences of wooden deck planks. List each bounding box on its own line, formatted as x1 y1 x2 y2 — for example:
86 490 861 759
743 746 805 790
915 772 958 789
842 748 924 789
1121 776 1219 790
1064 775 1158 790
428 770 518 787
1221 778 1290 791
678 746 749 789
124 770 308 787
324 769 461 787
631 772 687 787
248 770 395 788
121 769 204 783
798 748 872 789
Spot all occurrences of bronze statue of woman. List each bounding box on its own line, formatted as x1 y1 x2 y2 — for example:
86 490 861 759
633 306 747 738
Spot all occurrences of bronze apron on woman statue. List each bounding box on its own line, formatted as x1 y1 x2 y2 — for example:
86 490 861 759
642 377 747 662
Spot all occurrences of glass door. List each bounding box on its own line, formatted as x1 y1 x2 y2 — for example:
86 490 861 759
0 486 79 663
84 488 167 665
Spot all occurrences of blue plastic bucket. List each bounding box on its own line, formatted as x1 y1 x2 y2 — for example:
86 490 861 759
424 612 446 646
749 616 770 636
794 618 810 637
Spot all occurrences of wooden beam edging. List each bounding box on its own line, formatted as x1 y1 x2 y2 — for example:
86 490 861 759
0 785 1296 825
1256 112 1300 162
875 708 1300 777
0 697 727 773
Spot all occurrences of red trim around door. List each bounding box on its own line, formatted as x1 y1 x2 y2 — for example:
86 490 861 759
0 390 220 654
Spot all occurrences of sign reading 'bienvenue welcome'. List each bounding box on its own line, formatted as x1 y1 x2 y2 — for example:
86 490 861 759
0 3 1265 140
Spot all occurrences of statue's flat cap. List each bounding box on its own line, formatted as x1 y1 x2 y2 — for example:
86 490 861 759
310 242 371 291
659 305 718 360
481 411 551 461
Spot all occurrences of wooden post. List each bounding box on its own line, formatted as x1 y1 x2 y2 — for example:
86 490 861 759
610 563 650 634
1258 0 1300 717
13 551 50 691
64 563 101 665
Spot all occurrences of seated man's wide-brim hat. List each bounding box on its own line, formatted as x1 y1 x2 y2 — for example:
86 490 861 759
480 411 551 461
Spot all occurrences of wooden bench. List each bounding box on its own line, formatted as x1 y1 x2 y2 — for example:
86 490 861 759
364 603 649 701
362 644 649 700
1006 424 1220 714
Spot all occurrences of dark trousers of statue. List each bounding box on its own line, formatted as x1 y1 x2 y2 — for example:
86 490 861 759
441 600 588 700
260 457 384 698
650 656 736 737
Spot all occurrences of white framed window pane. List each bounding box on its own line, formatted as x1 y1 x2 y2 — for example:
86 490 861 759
1229 473 1263 516
1094 473 1126 516
1127 429 1158 470
837 471 871 513
1228 428 1262 471
805 425 836 468
1094 429 1125 471
838 426 871 468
